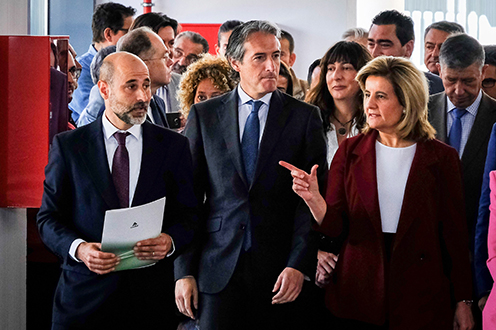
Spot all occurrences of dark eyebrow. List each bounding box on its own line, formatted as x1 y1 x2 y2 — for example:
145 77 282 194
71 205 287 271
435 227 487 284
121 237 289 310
375 39 393 44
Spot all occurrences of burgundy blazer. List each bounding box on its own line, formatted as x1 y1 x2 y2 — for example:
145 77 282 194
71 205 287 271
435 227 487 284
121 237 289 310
320 130 472 329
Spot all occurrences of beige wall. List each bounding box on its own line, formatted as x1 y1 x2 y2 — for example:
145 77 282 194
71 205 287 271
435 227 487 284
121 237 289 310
0 0 29 34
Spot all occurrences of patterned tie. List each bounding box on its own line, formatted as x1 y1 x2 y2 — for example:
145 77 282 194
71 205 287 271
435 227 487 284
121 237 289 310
241 100 262 252
241 100 263 186
112 132 130 208
448 108 467 155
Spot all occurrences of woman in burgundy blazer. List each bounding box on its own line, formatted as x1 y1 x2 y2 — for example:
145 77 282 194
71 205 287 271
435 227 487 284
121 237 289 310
282 56 473 329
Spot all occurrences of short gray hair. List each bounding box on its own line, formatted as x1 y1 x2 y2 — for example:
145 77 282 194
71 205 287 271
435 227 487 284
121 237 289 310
116 26 156 60
176 31 209 53
226 20 281 63
439 33 485 70
424 20 464 39
342 27 368 40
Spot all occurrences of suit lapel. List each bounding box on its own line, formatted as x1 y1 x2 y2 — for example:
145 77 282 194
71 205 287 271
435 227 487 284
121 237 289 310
253 91 290 185
132 121 166 206
461 94 496 169
351 131 383 239
218 88 248 186
78 119 120 209
393 141 438 250
429 93 447 142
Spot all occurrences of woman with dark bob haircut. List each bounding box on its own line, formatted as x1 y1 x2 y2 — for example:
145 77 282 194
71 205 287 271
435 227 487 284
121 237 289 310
282 56 474 329
306 41 372 166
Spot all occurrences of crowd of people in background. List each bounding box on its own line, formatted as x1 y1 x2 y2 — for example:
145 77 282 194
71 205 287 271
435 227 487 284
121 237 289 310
35 2 496 330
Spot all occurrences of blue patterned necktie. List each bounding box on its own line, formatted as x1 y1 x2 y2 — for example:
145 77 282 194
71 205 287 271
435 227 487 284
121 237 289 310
448 108 467 155
241 100 263 186
241 100 262 251
112 132 130 208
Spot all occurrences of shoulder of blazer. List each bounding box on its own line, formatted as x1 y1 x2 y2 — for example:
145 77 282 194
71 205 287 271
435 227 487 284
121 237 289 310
346 131 378 156
480 92 496 114
428 91 446 109
142 119 188 145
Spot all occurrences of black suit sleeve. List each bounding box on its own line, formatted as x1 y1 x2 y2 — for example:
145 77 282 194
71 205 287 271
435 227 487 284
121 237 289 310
286 105 327 277
36 134 79 263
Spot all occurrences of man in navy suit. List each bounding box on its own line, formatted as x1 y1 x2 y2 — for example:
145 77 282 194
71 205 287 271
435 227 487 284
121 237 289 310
174 21 327 329
37 52 196 330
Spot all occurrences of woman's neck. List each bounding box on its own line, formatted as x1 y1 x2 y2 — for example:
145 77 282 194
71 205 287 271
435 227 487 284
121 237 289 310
377 131 415 148
333 98 358 123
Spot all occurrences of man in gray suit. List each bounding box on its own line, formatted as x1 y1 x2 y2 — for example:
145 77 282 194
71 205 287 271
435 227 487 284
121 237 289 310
174 20 326 329
429 32 496 330
428 33 496 237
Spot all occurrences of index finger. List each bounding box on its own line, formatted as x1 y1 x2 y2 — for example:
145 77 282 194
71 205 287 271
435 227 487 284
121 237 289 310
279 161 302 172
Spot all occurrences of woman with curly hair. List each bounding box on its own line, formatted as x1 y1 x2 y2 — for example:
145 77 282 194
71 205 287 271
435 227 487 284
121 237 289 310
178 53 237 121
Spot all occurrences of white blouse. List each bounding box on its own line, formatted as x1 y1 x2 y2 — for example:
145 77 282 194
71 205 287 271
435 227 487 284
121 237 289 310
325 122 359 168
376 140 417 233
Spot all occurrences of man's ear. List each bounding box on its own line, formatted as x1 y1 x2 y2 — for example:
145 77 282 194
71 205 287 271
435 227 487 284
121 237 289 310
404 40 414 58
230 58 241 72
289 53 296 67
103 27 114 43
98 80 110 100
437 63 442 79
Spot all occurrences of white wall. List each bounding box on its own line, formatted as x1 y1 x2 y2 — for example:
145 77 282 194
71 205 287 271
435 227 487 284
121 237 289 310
98 0 356 80
0 0 29 34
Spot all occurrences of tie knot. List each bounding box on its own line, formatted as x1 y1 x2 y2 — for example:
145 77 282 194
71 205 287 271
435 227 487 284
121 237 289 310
114 132 130 146
453 108 467 119
250 100 263 114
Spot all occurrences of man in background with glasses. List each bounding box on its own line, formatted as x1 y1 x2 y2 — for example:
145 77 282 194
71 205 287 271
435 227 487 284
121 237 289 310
483 45 496 100
171 31 209 74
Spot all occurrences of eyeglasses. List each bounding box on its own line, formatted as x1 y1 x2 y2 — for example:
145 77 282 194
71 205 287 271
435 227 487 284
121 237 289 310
143 53 172 63
172 48 199 65
482 78 496 88
68 66 82 79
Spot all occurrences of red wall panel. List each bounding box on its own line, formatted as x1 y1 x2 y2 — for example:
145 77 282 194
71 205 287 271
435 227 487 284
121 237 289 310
179 23 222 55
0 36 68 208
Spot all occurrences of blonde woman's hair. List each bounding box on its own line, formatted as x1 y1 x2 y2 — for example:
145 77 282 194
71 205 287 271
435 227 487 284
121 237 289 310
178 54 237 119
356 56 436 141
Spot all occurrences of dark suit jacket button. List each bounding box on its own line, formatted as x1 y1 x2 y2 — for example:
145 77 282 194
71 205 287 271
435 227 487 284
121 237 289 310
240 224 246 230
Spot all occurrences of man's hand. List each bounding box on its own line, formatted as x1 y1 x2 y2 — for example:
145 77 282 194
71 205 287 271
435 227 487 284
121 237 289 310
479 294 489 311
76 242 119 275
272 267 304 304
453 301 475 330
175 277 198 319
134 233 172 260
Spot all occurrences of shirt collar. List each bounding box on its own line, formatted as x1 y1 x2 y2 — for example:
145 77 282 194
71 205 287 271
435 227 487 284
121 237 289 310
102 113 141 141
89 44 98 56
447 90 483 116
237 85 273 107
